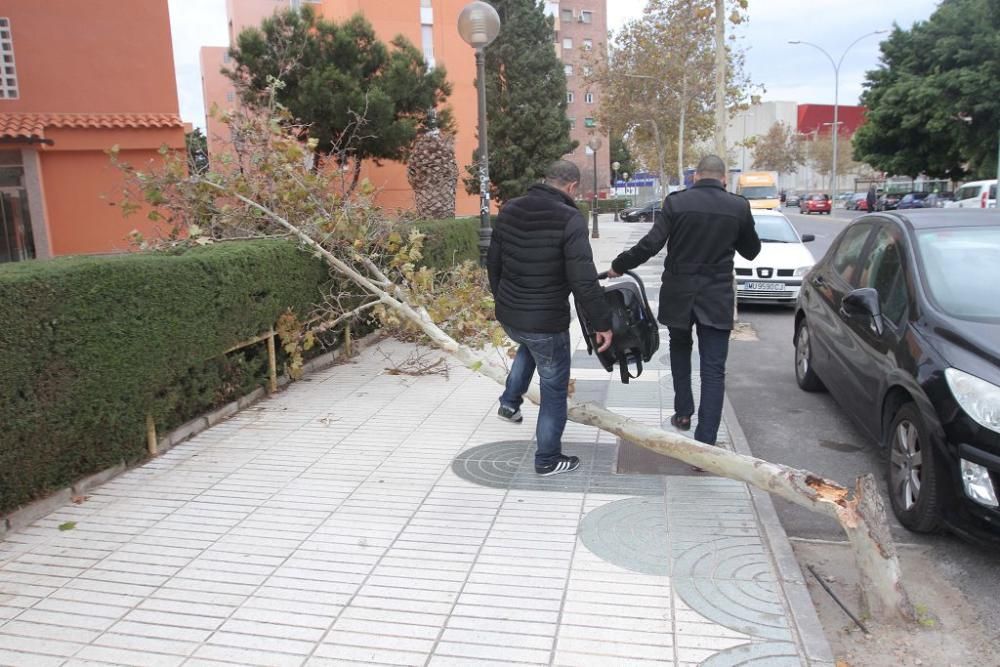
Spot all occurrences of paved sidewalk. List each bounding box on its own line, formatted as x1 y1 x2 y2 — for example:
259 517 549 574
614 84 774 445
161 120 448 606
0 218 832 666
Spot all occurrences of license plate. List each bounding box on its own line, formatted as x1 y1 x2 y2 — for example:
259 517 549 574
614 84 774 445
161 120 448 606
745 281 786 291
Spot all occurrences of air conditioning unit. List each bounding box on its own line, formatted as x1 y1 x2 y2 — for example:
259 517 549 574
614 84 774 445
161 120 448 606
578 15 586 22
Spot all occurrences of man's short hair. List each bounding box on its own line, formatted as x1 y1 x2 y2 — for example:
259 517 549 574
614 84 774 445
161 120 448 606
544 160 581 186
695 155 726 179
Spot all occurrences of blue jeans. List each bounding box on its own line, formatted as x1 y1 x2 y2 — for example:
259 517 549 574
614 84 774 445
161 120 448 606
499 325 571 466
669 320 730 445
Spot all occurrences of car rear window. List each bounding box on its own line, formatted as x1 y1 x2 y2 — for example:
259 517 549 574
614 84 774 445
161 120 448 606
751 215 799 243
917 226 1000 320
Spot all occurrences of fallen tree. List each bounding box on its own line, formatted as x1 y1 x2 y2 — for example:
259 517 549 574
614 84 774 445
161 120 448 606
117 96 914 623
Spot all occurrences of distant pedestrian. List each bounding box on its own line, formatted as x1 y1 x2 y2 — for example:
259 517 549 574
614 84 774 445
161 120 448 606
487 160 613 476
608 155 761 446
866 184 877 212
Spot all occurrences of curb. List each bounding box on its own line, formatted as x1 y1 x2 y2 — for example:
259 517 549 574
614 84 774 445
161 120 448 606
0 332 382 541
723 394 837 667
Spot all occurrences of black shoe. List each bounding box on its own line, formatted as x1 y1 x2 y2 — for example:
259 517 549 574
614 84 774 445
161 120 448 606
497 405 523 423
535 455 581 476
670 414 692 431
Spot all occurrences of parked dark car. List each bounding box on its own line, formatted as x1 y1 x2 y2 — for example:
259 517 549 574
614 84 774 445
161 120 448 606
896 192 931 210
620 199 661 222
925 192 955 208
785 193 801 208
794 210 1000 544
799 193 831 214
876 192 903 211
846 193 869 211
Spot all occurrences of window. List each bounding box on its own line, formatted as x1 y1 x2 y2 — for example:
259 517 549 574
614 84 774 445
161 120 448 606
582 65 592 77
564 64 573 76
583 38 593 51
585 92 595 104
569 117 576 129
0 151 34 263
861 228 907 323
566 91 574 104
421 24 435 68
226 91 235 103
562 8 573 22
421 0 432 6
580 10 593 23
223 52 231 64
917 227 1000 320
584 117 596 128
0 18 17 99
832 223 873 286
563 37 573 49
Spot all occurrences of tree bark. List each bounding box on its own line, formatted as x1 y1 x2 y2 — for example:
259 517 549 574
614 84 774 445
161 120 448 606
202 179 916 624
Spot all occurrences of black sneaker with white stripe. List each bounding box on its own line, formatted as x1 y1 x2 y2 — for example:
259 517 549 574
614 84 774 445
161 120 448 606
497 405 523 423
535 455 580 476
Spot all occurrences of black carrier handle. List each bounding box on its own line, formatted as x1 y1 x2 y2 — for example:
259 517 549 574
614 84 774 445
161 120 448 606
596 270 655 322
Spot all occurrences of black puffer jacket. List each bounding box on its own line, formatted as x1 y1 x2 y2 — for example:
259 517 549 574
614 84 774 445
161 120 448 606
611 178 761 330
488 183 611 334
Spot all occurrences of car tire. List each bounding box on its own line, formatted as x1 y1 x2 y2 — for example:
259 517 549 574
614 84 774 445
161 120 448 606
886 402 943 533
794 320 825 392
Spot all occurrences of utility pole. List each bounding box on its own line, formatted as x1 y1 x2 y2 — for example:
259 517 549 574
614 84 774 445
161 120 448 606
714 0 726 159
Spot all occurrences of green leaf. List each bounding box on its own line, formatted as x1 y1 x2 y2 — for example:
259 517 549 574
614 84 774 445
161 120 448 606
58 521 77 531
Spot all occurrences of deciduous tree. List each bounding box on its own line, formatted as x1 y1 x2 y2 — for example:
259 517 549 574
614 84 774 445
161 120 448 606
752 122 803 173
462 0 576 204
588 0 756 182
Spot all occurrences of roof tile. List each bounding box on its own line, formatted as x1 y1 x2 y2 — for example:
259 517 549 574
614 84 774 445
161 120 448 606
0 112 184 142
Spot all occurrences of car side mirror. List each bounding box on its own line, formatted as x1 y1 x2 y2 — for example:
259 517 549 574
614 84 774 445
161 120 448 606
841 288 883 336
801 234 815 243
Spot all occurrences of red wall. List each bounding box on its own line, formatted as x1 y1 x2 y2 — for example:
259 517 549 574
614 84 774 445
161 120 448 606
797 104 867 136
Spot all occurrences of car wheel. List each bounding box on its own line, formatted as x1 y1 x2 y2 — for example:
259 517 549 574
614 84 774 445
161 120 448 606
886 402 942 533
794 320 825 392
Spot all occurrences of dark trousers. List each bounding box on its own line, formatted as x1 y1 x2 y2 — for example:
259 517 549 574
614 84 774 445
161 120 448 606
668 320 730 445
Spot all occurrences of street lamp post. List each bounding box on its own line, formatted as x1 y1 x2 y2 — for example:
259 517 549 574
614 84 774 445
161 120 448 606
588 137 602 238
740 111 754 172
612 160 621 220
789 30 886 207
458 1 501 266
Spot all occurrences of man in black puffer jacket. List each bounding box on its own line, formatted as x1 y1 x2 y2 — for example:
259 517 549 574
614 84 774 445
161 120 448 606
487 160 613 476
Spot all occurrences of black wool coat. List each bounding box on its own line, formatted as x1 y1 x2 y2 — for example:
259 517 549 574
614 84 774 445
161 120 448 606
611 179 761 330
487 183 612 334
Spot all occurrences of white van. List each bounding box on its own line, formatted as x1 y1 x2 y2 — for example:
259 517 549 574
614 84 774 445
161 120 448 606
949 179 997 208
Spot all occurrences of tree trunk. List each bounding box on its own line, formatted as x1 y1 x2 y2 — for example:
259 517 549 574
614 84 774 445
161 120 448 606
714 0 727 158
204 181 917 625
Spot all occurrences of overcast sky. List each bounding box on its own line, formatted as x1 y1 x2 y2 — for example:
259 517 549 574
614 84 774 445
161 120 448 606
169 0 941 131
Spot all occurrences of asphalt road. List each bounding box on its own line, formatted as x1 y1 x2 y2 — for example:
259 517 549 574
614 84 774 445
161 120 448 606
726 206 1000 626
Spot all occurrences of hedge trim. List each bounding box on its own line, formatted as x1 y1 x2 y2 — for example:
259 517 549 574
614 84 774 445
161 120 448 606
0 216 479 515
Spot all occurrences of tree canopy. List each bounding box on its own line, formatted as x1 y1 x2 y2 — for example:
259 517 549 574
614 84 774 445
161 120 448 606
588 0 754 180
463 0 576 204
227 6 452 189
853 0 1000 179
752 122 803 174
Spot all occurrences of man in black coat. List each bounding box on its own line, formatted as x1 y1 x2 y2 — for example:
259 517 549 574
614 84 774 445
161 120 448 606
488 160 612 476
866 184 878 212
609 155 761 445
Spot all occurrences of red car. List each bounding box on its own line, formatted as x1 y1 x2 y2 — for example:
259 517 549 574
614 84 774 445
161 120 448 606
799 193 832 214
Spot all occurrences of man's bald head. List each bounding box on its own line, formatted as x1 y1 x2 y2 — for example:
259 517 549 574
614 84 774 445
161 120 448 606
695 155 726 180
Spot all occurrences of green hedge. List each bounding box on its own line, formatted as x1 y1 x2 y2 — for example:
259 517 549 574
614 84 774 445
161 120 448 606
407 217 479 268
596 197 632 214
0 240 333 513
0 217 476 514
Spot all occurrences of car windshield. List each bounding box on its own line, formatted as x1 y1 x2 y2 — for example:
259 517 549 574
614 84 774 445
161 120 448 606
807 194 827 201
641 200 660 210
917 226 1000 321
742 186 778 199
752 215 799 243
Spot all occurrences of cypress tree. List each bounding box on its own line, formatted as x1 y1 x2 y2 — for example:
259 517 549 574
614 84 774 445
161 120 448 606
464 0 577 204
